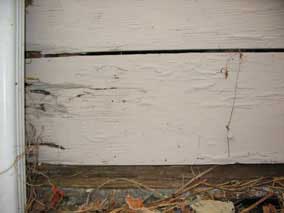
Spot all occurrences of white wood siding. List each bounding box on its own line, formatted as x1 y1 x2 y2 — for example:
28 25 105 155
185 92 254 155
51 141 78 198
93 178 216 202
25 53 284 165
26 0 284 54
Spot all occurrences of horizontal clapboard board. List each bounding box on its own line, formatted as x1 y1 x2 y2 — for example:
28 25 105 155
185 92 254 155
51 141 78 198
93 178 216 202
25 53 284 165
26 0 284 54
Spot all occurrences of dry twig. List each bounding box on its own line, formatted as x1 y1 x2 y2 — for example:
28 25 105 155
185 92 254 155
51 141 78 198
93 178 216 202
240 192 274 213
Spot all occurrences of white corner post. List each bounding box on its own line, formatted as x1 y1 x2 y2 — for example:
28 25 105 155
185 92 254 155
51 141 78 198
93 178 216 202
0 0 26 212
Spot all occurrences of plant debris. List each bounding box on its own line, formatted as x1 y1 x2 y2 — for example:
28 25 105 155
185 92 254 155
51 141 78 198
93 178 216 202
26 171 284 212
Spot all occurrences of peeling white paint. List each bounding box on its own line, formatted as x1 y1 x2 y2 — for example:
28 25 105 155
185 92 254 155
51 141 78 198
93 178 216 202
25 53 284 165
26 0 284 53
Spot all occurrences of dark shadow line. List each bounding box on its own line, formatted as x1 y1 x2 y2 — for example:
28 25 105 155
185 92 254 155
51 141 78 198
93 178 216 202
26 48 284 58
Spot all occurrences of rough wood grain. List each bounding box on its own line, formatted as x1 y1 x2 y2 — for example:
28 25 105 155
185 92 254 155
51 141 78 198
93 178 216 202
26 0 284 54
25 53 284 165
35 164 284 189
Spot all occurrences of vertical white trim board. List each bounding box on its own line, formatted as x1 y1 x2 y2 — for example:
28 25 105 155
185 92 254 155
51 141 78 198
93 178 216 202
0 0 25 212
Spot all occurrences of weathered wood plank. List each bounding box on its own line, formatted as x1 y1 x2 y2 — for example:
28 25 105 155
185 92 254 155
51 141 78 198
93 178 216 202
35 164 284 189
25 53 284 165
26 0 284 54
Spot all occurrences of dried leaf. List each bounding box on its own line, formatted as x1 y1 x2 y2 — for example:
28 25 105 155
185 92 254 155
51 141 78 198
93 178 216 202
50 184 64 208
126 194 144 210
263 204 277 213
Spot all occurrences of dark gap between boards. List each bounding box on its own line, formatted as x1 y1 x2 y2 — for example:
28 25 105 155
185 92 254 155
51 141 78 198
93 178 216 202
25 48 284 59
